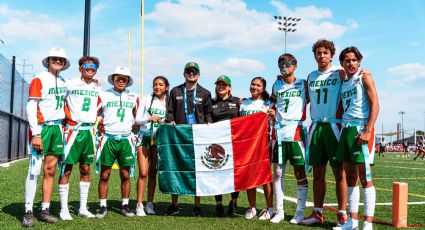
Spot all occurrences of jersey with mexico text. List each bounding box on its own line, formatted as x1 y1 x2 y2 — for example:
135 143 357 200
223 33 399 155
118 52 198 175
99 88 140 136
273 78 307 141
135 94 167 136
341 70 370 124
239 98 273 116
64 78 101 126
29 71 67 124
307 66 342 122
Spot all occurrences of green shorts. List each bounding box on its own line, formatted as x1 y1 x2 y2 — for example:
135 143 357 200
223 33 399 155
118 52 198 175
336 126 375 164
64 129 95 165
272 141 306 166
40 125 64 156
98 136 135 167
308 122 342 168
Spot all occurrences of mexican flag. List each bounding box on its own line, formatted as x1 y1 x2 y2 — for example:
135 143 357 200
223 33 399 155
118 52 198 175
156 112 272 196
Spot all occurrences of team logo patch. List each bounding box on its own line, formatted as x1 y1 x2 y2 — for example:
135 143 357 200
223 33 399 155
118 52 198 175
201 144 229 170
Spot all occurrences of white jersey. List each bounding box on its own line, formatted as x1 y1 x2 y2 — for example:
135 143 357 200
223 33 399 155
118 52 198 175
64 78 101 126
28 71 67 123
341 70 370 123
135 94 167 136
239 98 273 116
307 66 342 122
273 78 307 141
99 88 140 136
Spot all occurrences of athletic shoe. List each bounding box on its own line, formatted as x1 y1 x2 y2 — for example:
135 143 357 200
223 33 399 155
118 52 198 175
193 206 204 217
121 204 135 217
21 211 35 227
96 206 107 219
289 210 305 224
136 203 146 217
226 200 237 216
215 204 225 217
363 221 373 230
39 209 58 224
78 208 95 218
270 210 285 223
332 213 350 230
164 204 179 216
145 202 156 215
59 209 73 220
258 208 273 220
299 210 324 225
244 207 257 220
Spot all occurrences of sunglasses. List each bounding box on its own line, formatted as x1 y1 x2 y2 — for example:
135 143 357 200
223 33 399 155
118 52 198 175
279 60 292 68
114 76 129 82
50 57 66 63
81 63 98 70
185 68 199 75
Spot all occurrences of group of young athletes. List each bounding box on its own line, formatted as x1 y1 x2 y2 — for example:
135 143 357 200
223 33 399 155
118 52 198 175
21 38 379 230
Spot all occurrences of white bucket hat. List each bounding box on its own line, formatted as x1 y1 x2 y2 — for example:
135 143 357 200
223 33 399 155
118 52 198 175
108 66 133 87
42 47 70 70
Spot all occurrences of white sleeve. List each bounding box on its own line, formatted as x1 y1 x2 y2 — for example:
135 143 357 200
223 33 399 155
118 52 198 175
27 99 42 135
134 95 149 125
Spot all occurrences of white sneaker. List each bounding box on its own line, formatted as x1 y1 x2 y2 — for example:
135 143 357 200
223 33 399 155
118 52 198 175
363 221 373 230
245 207 257 220
136 203 146 217
270 210 285 223
78 209 95 218
258 208 273 220
145 202 156 215
290 211 304 224
59 209 73 220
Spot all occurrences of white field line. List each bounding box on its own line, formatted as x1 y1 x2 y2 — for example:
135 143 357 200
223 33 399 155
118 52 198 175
379 160 425 165
0 157 27 167
255 188 425 206
377 165 425 171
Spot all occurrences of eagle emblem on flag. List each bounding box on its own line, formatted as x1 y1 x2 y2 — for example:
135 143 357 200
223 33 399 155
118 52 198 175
201 144 229 170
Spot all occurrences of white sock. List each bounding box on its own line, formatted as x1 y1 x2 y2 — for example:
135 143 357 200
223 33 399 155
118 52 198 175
352 218 359 228
100 199 107 207
313 207 323 213
337 210 346 216
59 184 70 211
363 186 376 217
24 154 42 212
363 220 373 228
296 185 308 214
273 163 285 212
347 186 360 214
122 198 129 206
41 202 50 211
80 181 90 211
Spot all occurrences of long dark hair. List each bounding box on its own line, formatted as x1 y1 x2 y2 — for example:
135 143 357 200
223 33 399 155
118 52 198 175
251 76 270 102
148 76 169 115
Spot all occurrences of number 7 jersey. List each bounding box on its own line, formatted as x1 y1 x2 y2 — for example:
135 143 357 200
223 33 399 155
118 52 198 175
64 78 101 125
99 88 140 135
307 66 343 121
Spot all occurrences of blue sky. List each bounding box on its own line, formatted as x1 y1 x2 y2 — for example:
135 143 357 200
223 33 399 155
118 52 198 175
0 0 424 139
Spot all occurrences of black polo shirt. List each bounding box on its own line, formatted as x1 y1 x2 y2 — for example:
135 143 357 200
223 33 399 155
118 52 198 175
166 83 213 124
211 95 240 122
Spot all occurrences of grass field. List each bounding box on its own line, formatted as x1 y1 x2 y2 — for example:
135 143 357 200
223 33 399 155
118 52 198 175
1 152 425 229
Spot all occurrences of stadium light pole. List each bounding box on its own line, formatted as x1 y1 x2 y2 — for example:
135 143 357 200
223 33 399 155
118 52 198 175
399 111 405 141
274 16 301 53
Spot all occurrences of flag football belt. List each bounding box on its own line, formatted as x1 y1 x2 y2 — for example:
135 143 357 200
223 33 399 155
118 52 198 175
42 120 62 126
66 123 94 131
274 120 310 172
312 118 341 123
102 133 131 141
342 120 368 127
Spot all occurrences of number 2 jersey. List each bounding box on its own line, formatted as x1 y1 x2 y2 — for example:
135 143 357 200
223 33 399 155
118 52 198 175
340 70 370 123
99 88 140 136
307 66 343 122
64 78 101 126
273 78 307 141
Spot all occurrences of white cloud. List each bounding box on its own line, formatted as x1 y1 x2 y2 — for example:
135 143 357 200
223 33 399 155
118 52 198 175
387 63 425 86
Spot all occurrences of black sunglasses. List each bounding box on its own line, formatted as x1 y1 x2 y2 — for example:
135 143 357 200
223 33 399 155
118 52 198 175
50 57 66 63
185 68 199 75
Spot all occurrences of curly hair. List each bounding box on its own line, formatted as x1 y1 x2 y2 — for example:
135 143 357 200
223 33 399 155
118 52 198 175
312 39 336 57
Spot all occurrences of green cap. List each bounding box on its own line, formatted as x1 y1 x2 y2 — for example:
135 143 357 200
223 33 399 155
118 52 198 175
184 61 200 71
215 75 231 86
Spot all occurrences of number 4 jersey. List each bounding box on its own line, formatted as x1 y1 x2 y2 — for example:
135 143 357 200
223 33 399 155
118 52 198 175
307 66 343 122
64 78 101 125
99 88 140 136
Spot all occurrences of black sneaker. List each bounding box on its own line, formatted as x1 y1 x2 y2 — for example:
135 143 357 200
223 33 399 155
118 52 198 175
22 211 35 227
121 204 135 217
193 206 203 217
96 206 107 219
39 209 58 224
227 201 237 216
216 205 225 217
164 204 179 216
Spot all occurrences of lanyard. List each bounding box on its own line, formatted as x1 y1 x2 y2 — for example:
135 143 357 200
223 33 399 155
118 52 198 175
184 86 197 115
